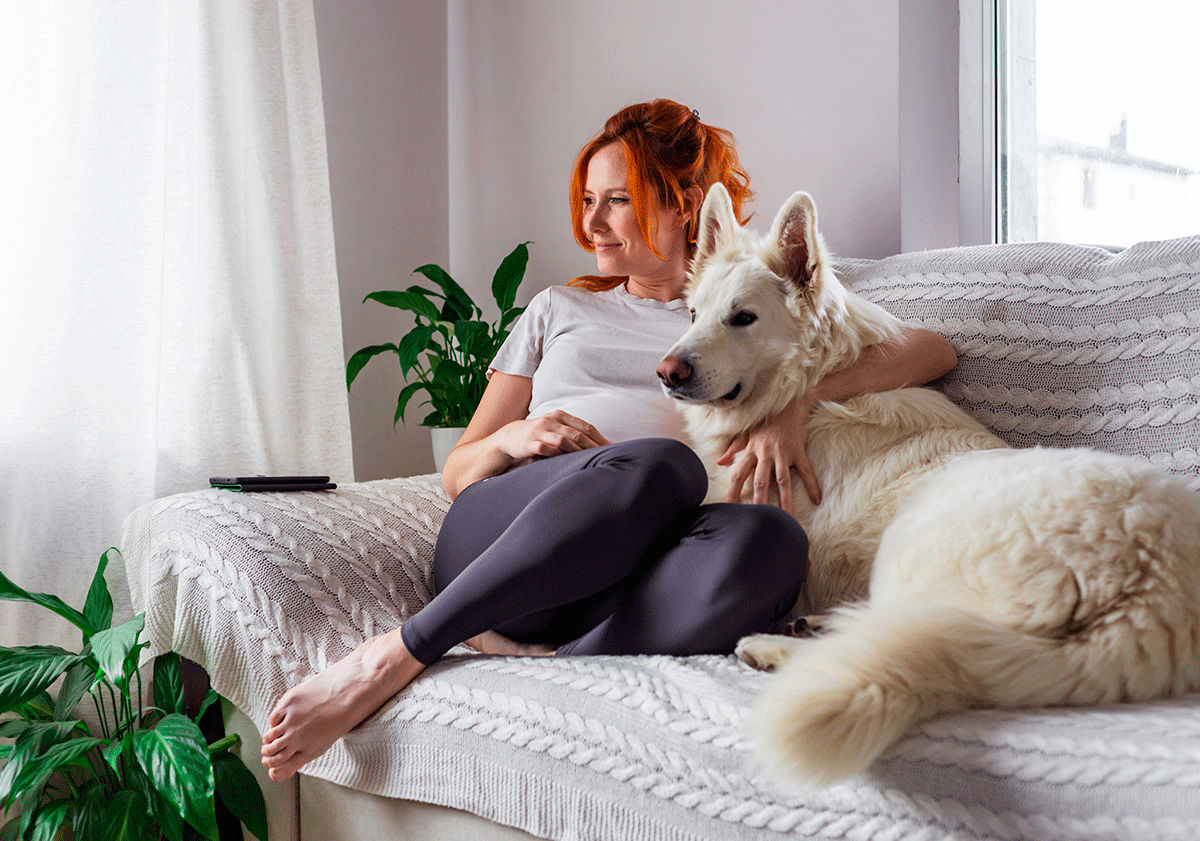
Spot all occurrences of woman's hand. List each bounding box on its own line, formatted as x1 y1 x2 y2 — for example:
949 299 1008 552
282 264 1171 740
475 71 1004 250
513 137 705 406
494 410 610 461
717 395 820 510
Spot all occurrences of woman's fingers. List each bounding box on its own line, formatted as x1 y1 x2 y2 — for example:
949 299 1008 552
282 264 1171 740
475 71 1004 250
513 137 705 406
725 450 754 502
717 432 748 466
795 453 821 505
775 453 794 512
522 412 610 458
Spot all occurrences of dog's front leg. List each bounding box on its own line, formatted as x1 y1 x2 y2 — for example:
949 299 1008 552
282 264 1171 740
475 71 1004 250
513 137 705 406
735 633 806 671
736 615 830 671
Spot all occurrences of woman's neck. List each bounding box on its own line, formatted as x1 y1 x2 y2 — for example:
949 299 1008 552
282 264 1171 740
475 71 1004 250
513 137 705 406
625 265 688 302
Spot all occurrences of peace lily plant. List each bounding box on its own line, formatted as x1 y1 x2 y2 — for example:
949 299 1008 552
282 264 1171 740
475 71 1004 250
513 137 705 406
347 243 532 430
0 550 268 841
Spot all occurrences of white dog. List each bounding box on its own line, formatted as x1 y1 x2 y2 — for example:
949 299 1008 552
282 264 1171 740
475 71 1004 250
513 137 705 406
658 183 1200 788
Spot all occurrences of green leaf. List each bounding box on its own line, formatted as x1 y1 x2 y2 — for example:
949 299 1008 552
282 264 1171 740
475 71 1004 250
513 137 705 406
82 549 116 636
153 652 186 716
498 304 526 332
0 647 86 714
363 289 441 322
0 721 82 809
0 568 94 636
15 691 54 722
412 263 479 320
89 614 145 687
452 321 489 358
102 790 149 841
53 658 98 721
393 381 425 426
345 343 399 390
0 817 19 841
396 324 434 379
28 799 72 841
11 736 104 798
102 731 132 777
0 718 27 739
193 689 220 725
72 783 109 841
491 241 531 312
132 714 218 841
213 750 269 841
404 284 468 323
126 758 184 841
433 358 468 382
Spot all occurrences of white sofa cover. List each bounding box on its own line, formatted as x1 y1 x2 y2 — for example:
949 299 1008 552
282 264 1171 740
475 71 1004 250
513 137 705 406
122 237 1200 841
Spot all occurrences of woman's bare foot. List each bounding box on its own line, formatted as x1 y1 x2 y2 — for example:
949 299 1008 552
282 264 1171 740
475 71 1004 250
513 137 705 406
259 626 424 782
465 629 556 657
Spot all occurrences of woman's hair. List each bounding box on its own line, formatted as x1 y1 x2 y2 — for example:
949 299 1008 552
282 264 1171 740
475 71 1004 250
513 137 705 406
568 99 753 291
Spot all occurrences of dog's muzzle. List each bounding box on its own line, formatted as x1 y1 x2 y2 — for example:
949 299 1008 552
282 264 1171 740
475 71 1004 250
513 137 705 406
656 355 693 390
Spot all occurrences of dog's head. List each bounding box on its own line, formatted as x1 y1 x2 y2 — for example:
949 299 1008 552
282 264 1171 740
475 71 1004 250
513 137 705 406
657 183 845 417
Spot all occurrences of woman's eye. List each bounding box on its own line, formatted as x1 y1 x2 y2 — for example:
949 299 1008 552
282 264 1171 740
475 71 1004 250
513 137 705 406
610 196 629 204
582 196 594 206
730 311 757 327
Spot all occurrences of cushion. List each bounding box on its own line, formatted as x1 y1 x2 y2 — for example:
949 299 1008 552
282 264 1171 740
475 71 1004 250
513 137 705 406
836 236 1200 490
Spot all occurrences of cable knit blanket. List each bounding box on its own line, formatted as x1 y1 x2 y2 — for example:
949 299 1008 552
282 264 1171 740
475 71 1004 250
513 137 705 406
121 237 1200 841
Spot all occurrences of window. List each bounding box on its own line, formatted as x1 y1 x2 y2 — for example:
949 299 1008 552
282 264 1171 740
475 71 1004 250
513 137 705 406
995 0 1200 247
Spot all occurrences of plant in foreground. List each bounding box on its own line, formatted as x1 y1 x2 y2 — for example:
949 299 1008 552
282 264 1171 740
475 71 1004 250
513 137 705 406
0 549 268 841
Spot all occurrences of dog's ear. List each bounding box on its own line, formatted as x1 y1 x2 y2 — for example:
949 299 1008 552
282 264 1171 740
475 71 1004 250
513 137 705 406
766 191 823 292
692 183 738 276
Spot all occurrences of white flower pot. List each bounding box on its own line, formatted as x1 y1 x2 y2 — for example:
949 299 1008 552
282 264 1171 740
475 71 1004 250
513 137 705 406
430 426 466 472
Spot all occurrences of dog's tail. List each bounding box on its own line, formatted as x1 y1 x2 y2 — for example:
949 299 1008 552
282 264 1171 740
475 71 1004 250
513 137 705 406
748 601 1179 788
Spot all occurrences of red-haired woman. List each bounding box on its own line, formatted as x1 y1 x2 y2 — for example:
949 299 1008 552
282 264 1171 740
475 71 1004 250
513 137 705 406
260 100 957 781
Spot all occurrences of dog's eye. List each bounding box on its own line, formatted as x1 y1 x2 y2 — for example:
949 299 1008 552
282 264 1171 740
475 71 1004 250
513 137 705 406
689 308 696 323
730 310 758 327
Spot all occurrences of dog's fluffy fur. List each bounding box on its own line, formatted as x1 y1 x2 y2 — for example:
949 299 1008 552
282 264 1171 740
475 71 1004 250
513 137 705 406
660 184 1200 788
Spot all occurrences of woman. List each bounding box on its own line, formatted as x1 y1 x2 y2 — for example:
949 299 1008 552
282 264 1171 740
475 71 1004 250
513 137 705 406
260 100 957 782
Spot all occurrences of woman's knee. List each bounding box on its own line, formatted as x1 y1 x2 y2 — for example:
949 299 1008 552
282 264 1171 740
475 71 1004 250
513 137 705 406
710 503 809 584
590 438 707 507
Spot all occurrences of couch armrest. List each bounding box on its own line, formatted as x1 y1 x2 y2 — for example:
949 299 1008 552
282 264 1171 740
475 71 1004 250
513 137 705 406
120 474 451 734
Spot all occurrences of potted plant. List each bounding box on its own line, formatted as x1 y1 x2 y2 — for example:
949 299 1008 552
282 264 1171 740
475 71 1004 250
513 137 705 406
0 550 268 841
346 242 532 470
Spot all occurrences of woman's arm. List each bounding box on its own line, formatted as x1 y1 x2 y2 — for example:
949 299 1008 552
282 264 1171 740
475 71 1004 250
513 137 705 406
720 326 958 508
441 371 610 499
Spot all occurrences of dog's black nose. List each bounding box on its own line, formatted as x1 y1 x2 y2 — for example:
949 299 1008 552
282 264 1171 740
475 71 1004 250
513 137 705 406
656 356 693 388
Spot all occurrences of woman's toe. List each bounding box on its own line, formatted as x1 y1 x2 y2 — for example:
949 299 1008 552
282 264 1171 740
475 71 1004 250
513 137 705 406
260 733 290 757
261 746 295 768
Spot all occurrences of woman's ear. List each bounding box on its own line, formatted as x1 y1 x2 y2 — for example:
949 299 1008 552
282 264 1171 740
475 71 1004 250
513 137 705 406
670 185 705 235
682 185 704 228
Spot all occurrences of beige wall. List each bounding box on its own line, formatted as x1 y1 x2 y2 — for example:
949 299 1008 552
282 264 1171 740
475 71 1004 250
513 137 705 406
316 0 959 481
447 0 901 314
314 0 449 481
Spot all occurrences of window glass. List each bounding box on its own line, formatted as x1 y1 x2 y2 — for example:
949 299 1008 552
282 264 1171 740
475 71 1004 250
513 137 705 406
998 0 1200 247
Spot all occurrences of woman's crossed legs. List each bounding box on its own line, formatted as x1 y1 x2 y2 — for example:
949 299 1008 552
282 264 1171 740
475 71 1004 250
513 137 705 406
261 438 808 780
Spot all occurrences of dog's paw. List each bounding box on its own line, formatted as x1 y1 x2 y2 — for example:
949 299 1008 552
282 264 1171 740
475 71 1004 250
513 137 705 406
735 633 803 671
799 614 831 636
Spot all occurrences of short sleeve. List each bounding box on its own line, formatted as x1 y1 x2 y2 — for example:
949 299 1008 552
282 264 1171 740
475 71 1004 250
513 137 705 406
488 287 552 378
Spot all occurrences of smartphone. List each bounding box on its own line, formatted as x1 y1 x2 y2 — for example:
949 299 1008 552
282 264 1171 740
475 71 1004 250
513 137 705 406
209 475 336 492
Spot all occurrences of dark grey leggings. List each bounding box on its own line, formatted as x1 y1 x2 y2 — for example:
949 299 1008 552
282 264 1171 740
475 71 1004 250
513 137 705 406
400 438 809 665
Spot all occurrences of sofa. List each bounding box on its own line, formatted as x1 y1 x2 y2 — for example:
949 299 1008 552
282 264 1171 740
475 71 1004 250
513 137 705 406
121 236 1200 841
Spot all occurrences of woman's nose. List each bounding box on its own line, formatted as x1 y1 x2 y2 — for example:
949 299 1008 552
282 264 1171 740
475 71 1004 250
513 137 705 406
585 205 606 234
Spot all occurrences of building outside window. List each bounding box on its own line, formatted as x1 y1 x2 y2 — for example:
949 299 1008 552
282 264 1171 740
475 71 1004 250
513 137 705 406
996 0 1200 248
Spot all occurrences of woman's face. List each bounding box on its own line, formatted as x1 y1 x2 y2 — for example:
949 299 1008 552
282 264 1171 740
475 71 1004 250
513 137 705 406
582 142 686 280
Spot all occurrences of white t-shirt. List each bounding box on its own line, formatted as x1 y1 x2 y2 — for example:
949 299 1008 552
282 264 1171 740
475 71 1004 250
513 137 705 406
488 283 692 444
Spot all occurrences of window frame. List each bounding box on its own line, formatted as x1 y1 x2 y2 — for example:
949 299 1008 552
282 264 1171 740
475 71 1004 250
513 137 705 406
958 0 1001 246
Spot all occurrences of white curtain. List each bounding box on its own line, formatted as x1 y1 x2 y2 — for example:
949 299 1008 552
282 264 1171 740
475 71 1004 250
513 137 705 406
0 1 353 652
